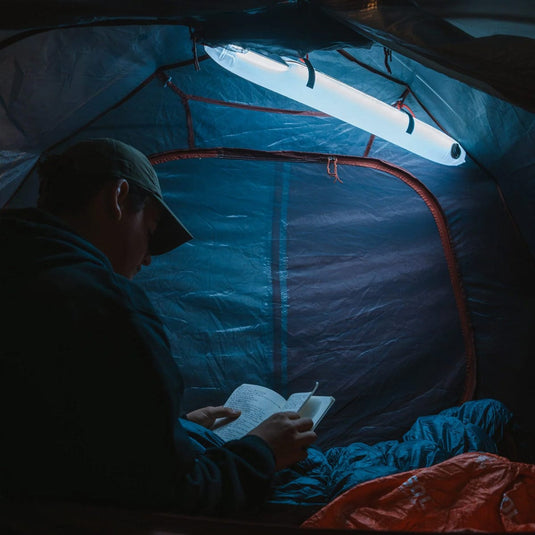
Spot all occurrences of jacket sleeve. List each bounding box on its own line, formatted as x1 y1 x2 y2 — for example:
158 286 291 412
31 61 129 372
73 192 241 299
0 214 276 514
176 432 276 514
70 272 277 515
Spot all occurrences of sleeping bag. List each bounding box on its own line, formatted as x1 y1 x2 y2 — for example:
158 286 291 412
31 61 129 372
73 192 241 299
302 452 535 531
184 398 513 520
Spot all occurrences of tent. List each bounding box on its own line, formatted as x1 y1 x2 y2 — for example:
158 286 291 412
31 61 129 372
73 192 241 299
1 1 535 531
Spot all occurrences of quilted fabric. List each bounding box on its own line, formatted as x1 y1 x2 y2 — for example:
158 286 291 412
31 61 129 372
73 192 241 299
302 451 535 531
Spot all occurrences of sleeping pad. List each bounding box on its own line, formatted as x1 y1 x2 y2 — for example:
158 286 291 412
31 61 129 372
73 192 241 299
182 398 513 513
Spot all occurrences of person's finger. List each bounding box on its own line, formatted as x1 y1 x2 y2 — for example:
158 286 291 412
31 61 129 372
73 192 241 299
294 417 314 432
278 411 301 420
209 407 241 430
296 430 318 448
210 406 241 418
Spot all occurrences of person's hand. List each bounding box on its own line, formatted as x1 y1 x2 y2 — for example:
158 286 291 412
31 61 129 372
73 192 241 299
186 406 241 430
248 412 317 470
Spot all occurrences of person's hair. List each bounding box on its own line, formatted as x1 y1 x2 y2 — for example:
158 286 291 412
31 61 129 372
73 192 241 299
37 154 151 215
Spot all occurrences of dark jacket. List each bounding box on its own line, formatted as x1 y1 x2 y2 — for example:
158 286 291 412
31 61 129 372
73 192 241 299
0 208 275 515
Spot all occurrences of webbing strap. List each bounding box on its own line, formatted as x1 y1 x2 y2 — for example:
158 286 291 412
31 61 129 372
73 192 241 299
303 57 316 89
400 108 415 134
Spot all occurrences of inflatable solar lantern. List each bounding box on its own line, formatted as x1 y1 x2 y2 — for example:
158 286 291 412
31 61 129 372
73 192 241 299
205 45 466 166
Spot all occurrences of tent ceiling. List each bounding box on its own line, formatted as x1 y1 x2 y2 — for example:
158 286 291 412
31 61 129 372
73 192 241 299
1 1 534 111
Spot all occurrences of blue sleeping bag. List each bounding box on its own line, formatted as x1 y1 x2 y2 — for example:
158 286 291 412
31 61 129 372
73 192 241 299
182 398 512 510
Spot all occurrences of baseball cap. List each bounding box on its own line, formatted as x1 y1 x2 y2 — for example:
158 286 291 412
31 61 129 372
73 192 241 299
53 138 192 255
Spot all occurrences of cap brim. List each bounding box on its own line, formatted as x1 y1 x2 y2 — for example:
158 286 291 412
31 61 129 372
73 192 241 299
150 199 193 255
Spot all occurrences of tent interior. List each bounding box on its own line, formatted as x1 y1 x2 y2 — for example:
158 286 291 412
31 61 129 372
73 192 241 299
1 1 535 532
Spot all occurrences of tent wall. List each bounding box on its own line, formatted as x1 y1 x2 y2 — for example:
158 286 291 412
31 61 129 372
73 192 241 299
1 9 535 453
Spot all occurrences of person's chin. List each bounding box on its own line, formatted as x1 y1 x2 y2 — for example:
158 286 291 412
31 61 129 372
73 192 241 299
121 267 138 280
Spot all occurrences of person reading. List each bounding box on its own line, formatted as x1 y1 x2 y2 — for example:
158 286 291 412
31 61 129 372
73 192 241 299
0 138 317 515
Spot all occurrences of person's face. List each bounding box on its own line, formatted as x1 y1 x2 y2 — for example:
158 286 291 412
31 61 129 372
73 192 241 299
112 195 161 280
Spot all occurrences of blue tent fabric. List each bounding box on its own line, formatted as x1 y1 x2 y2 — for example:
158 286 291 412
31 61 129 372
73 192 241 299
131 153 475 448
3 27 534 450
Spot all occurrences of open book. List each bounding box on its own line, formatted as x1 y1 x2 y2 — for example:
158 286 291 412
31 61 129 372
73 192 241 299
213 382 334 442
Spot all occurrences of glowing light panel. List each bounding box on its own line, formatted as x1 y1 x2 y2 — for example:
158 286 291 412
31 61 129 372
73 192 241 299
205 45 465 166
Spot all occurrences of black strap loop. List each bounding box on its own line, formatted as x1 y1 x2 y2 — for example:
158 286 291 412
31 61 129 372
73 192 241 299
400 108 415 134
303 57 316 89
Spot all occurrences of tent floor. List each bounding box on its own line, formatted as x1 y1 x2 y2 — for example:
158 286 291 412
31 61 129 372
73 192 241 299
0 499 330 535
0 499 514 535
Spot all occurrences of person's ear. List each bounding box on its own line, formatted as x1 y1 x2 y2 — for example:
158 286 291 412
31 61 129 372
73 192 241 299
112 179 130 221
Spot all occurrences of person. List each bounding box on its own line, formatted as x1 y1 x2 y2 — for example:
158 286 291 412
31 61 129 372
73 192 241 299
0 138 317 515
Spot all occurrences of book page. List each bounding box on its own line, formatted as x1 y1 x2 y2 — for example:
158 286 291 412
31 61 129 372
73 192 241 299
299 395 335 429
214 384 287 441
282 382 319 412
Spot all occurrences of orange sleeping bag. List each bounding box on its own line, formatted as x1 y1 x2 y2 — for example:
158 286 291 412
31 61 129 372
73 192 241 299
302 452 535 532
